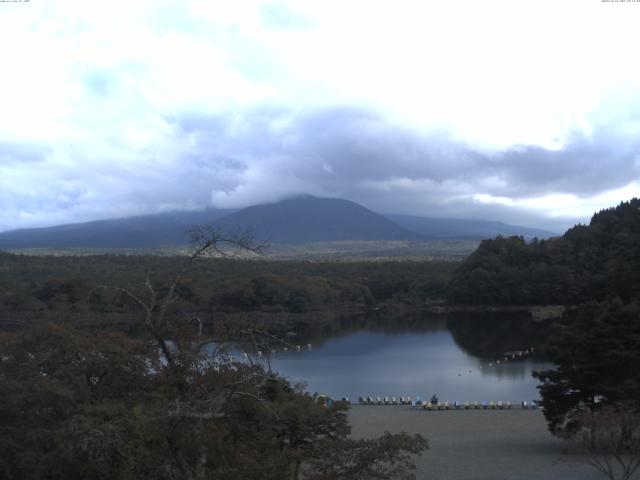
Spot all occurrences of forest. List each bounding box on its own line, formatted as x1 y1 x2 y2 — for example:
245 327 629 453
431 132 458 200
0 231 435 479
0 253 455 332
448 198 640 305
2 200 640 478
446 199 640 453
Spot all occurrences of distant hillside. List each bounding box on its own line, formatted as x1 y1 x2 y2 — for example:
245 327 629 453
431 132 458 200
386 214 556 240
0 196 416 249
448 198 640 305
0 208 232 249
214 195 417 243
0 195 560 250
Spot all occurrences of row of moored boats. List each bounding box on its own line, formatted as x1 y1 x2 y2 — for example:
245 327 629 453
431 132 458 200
353 396 542 409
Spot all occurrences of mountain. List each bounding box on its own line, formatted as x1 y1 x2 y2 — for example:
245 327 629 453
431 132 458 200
0 208 232 249
213 195 417 243
0 195 559 249
0 197 415 249
386 214 557 240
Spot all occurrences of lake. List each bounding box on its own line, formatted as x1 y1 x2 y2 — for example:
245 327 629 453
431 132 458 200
264 316 554 403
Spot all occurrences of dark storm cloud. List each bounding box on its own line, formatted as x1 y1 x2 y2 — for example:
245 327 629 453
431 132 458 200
171 106 474 187
2 106 638 233
164 105 640 230
495 131 640 197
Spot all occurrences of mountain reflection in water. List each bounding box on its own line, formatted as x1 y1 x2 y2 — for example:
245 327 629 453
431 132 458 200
266 313 554 402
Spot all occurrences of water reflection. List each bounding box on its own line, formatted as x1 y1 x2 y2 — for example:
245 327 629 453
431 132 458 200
446 310 551 360
264 312 554 402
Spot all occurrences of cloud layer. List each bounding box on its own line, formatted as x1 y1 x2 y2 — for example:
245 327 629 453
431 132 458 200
1 1 640 232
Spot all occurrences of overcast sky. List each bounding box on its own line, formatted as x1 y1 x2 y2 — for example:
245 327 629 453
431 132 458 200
1 0 640 233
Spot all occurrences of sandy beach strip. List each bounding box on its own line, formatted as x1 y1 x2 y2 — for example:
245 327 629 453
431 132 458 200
348 406 603 480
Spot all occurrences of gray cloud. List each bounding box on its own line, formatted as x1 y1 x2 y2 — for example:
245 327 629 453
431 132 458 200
495 133 640 197
2 2 639 236
163 106 640 230
1 106 639 233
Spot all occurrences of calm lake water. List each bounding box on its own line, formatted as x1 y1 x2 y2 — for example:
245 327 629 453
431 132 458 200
265 320 554 403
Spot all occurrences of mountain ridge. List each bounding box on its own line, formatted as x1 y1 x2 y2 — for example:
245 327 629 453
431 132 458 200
213 196 418 243
386 214 556 240
0 195 558 249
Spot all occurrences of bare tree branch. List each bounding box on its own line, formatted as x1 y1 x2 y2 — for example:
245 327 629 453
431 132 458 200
573 406 640 480
91 225 266 369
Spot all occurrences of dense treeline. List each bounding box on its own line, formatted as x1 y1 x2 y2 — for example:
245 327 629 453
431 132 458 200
534 300 640 433
0 230 432 479
0 323 427 479
448 199 640 441
446 199 640 438
448 198 640 305
0 254 455 328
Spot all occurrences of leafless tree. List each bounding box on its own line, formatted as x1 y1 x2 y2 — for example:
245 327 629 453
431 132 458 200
572 406 640 480
15 227 429 479
95 226 264 366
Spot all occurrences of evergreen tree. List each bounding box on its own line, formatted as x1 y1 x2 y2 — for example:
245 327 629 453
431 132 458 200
534 301 640 434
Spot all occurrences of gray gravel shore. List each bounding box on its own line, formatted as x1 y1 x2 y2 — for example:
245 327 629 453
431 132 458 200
348 406 605 480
